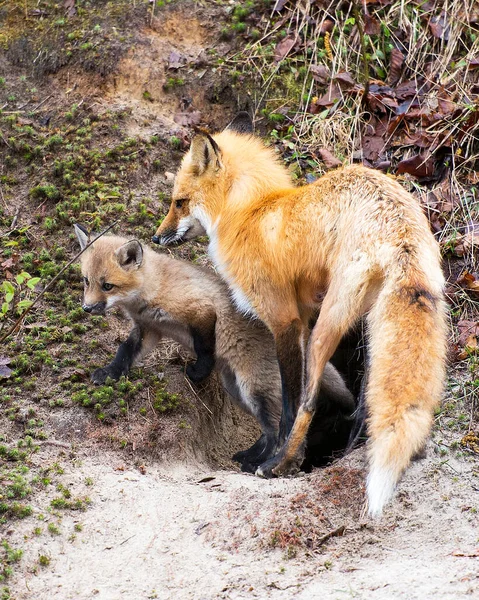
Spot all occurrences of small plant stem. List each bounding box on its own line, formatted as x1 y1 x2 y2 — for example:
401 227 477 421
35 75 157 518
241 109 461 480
353 1 370 107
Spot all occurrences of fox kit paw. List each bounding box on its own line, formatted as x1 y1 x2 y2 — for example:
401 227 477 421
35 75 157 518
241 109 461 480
91 367 116 385
186 362 211 383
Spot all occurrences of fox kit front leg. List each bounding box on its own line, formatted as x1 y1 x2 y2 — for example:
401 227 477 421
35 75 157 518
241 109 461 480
186 320 216 383
92 325 160 385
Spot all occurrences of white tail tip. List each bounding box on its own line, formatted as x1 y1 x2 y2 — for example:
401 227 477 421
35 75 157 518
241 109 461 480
366 467 397 518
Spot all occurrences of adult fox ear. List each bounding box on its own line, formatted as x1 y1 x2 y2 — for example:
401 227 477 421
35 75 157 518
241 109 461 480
225 112 253 134
115 240 143 271
74 224 90 250
189 132 222 175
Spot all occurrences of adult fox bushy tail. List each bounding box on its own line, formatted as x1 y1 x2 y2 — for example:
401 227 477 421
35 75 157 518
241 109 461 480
153 112 447 516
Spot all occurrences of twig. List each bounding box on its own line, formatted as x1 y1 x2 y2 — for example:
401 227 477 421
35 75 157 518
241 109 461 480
31 94 53 113
353 1 370 106
39 440 70 449
0 220 119 345
0 130 11 148
316 525 346 546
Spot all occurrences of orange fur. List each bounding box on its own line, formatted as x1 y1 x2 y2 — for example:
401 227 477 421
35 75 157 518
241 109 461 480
155 123 447 517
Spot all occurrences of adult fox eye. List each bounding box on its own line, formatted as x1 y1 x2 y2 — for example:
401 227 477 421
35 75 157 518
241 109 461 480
175 199 185 209
84 277 89 286
102 282 114 291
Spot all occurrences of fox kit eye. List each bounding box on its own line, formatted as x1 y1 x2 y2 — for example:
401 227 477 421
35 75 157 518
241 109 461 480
175 199 185 209
84 277 89 286
102 282 114 291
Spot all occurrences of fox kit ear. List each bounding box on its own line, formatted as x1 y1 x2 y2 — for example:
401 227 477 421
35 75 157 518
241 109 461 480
74 224 90 250
225 112 254 134
189 133 222 175
115 240 143 271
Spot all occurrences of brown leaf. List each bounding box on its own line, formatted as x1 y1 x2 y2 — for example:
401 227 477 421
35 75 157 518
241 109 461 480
274 35 299 63
456 272 479 298
311 83 341 109
396 153 435 179
388 48 404 85
334 71 356 90
173 111 202 127
364 14 380 35
362 135 385 162
64 0 76 17
310 64 330 84
1 258 14 270
429 12 449 40
395 79 429 100
469 57 479 70
319 18 335 35
456 320 479 348
318 148 342 169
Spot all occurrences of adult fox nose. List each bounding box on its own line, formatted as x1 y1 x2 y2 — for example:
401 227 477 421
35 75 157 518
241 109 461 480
82 304 93 313
151 235 160 244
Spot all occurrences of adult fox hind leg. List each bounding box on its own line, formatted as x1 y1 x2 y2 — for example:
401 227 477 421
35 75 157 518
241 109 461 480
92 325 161 385
257 258 377 478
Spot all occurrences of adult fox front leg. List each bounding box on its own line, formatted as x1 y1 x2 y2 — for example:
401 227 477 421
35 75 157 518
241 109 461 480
153 112 447 517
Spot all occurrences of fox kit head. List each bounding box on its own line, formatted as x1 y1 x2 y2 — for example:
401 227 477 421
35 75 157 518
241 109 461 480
152 112 261 246
74 225 145 315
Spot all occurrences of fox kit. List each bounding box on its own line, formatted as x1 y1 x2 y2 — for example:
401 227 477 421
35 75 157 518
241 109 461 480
153 112 447 516
74 226 355 471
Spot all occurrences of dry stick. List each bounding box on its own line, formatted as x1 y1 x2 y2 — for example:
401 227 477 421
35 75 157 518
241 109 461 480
353 1 370 107
0 220 119 345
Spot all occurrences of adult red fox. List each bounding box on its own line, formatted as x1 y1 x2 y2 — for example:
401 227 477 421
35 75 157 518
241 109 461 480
74 226 356 471
153 113 447 516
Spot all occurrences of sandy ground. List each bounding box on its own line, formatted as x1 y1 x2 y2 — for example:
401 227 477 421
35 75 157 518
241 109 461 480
8 438 478 600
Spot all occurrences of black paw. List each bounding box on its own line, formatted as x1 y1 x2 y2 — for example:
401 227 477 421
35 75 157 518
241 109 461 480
256 449 303 478
186 362 211 383
91 367 118 385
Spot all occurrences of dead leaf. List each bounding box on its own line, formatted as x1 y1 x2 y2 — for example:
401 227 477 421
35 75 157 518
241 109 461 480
274 35 299 63
456 320 479 348
362 135 385 162
319 18 335 35
311 82 341 109
457 272 479 298
310 64 330 84
396 153 435 179
64 0 76 17
318 148 342 168
364 14 380 35
429 12 450 40
173 111 202 127
469 57 479 70
1 258 14 270
388 48 404 85
334 71 356 90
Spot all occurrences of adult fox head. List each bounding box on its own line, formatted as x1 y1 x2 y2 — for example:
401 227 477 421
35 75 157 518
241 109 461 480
152 112 291 247
74 225 145 315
